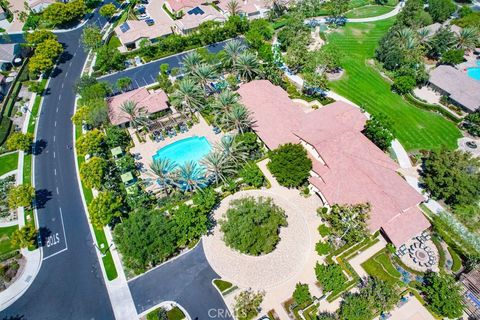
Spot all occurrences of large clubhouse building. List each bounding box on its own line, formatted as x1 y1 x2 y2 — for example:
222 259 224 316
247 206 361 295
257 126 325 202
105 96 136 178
238 80 431 247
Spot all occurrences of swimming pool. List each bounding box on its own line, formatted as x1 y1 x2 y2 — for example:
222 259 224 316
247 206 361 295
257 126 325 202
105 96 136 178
152 136 211 166
467 60 480 81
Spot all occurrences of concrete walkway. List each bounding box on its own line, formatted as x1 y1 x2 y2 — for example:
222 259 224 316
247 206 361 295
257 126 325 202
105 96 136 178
305 1 404 24
348 237 387 279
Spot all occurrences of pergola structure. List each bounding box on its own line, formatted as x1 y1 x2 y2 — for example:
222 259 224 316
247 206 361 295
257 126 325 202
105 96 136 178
460 267 480 318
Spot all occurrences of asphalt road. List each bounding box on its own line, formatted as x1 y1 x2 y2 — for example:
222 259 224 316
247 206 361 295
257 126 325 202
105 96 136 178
1 13 115 320
98 39 234 93
129 241 233 320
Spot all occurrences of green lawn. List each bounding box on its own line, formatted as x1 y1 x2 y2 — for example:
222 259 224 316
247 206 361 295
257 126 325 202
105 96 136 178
361 249 402 284
0 152 18 176
345 5 395 18
328 19 462 151
0 225 19 255
108 35 121 50
213 279 233 292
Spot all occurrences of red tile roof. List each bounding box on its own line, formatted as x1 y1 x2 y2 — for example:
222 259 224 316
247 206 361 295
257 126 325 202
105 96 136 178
238 80 429 245
107 88 169 126
382 207 431 247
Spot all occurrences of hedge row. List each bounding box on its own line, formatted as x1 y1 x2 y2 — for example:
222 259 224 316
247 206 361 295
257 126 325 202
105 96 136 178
404 93 462 124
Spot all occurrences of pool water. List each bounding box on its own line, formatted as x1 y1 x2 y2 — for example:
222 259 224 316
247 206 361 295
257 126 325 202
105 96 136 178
467 61 480 81
152 136 211 167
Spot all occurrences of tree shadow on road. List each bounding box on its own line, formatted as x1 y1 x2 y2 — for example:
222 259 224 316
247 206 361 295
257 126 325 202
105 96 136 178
32 139 47 155
2 315 25 320
34 189 52 209
38 226 52 248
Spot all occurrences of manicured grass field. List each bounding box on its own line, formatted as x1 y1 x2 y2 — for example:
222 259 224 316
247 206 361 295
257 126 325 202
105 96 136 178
328 19 462 151
0 225 19 255
345 5 395 18
213 279 233 292
361 250 402 284
0 152 18 176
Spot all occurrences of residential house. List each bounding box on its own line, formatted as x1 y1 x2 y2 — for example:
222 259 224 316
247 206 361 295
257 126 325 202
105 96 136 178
238 80 431 247
164 0 204 15
460 266 480 319
114 20 173 49
28 0 56 12
429 65 480 113
217 0 270 19
0 43 20 71
173 5 225 34
107 87 170 127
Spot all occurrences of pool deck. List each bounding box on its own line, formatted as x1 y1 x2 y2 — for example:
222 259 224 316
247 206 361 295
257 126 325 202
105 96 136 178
129 114 223 185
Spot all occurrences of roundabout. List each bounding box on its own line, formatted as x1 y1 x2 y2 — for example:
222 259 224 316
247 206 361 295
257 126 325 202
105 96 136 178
203 189 317 290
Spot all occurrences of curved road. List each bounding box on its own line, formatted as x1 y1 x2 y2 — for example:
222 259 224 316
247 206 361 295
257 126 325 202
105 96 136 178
1 11 115 320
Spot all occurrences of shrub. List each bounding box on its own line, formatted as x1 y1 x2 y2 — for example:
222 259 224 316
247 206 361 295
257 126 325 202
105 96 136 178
293 283 312 305
234 290 264 320
8 184 35 209
315 241 331 256
422 271 463 318
239 162 264 188
441 49 465 65
6 132 33 151
315 263 347 292
80 156 107 189
363 114 395 151
267 143 312 188
220 196 287 255
318 224 331 237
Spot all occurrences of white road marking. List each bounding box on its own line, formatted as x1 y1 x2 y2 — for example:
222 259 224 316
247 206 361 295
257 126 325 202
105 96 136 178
56 187 59 194
65 71 68 77
58 95 61 101
42 208 68 261
54 168 57 176
56 107 59 113
61 83 64 89
54 121 57 127
53 136 56 142
53 151 56 158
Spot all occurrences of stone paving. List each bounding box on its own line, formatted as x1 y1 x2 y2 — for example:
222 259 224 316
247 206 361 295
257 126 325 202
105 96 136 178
204 159 324 318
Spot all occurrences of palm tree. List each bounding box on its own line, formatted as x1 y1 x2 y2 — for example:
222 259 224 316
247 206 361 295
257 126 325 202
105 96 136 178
119 100 150 131
171 78 205 116
227 0 240 16
397 28 417 50
212 89 240 123
215 134 248 164
181 51 203 76
457 27 479 51
223 39 246 69
192 63 218 94
235 51 259 81
417 27 430 45
174 161 206 192
200 151 234 185
223 105 254 134
149 158 178 195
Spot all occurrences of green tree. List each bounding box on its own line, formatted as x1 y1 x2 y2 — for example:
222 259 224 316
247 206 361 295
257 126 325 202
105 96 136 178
463 110 480 137
6 132 33 151
363 114 395 150
105 126 131 149
80 156 107 189
234 290 264 320
116 154 136 174
315 263 347 292
421 149 480 207
11 225 37 248
88 191 123 229
116 77 132 92
293 283 312 305
338 292 373 320
42 0 86 26
114 208 177 273
427 27 456 58
239 162 264 188
200 151 235 185
94 46 126 73
171 204 209 247
99 3 116 17
171 78 205 116
362 277 399 312
392 74 416 94
72 98 108 128
81 25 103 52
441 49 465 65
267 143 312 188
148 158 178 195
76 129 106 156
220 196 287 255
222 105 254 134
8 184 35 209
235 51 259 81
332 0 350 17
25 30 57 47
119 100 150 131
428 0 456 22
422 272 463 318
175 161 207 192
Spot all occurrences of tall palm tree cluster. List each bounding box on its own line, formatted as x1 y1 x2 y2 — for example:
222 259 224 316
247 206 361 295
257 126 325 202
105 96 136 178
119 100 150 132
148 135 248 193
171 40 257 132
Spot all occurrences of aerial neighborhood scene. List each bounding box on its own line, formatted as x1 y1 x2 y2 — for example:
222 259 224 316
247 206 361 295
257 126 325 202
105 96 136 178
0 0 479 318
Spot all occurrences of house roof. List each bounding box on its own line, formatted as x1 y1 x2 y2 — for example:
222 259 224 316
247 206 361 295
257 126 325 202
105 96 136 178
217 0 266 15
382 206 431 247
174 5 225 31
107 87 169 126
0 44 17 63
166 0 204 12
429 65 480 112
115 20 173 46
421 22 462 37
238 80 429 246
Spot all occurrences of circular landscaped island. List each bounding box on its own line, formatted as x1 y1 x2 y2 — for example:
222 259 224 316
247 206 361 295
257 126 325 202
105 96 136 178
219 196 288 256
203 189 317 289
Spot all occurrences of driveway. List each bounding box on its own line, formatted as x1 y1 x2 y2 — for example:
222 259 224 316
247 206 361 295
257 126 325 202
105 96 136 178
128 241 233 320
